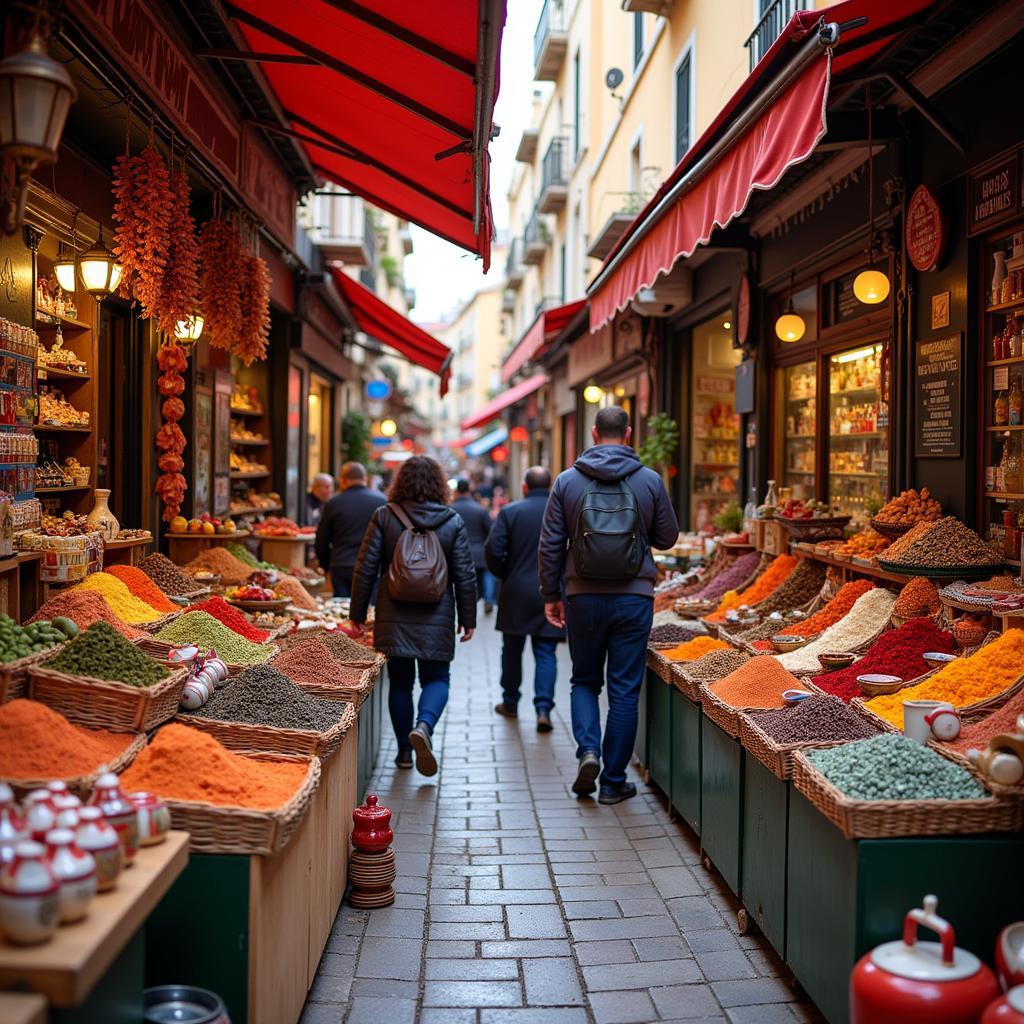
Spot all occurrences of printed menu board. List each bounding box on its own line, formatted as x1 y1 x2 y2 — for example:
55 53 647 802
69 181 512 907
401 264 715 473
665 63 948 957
915 333 962 457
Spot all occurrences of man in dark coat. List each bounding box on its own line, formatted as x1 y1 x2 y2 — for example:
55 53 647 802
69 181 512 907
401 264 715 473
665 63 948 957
486 466 565 733
314 462 387 597
539 406 680 805
452 479 494 613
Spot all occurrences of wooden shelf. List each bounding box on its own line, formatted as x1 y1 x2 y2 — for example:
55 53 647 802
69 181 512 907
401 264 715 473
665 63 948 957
229 437 270 447
986 425 1024 432
794 549 912 585
694 461 739 469
831 386 880 400
103 536 153 550
0 832 187 1007
35 424 91 434
166 530 251 542
231 470 270 480
35 311 91 331
986 356 1024 367
787 433 816 440
230 406 265 418
231 503 283 517
830 470 883 478
38 367 90 383
986 299 1024 314
829 432 884 440
35 485 90 494
986 492 1024 499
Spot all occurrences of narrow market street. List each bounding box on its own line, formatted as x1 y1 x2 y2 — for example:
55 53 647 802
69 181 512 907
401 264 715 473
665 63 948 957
302 616 821 1024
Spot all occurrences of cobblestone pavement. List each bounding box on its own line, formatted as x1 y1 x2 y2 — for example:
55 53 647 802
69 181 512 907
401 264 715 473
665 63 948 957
301 614 823 1024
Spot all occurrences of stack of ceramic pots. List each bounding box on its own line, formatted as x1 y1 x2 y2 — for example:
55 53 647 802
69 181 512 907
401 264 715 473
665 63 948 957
348 794 395 909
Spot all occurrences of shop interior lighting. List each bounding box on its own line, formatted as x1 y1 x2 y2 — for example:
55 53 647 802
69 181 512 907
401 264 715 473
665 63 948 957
852 268 890 305
174 314 204 343
834 345 881 364
0 33 76 235
775 270 805 342
77 226 123 299
53 243 77 294
852 86 890 306
722 320 731 330
379 418 398 437
583 383 604 404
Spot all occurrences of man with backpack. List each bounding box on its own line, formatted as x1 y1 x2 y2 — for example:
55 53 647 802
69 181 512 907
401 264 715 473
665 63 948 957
539 406 680 804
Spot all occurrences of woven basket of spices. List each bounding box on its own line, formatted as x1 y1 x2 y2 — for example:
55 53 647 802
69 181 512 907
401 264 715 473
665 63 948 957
164 752 321 856
698 686 749 739
790 748 1023 839
0 644 66 703
738 712 863 781
140 611 181 634
27 664 188 733
869 517 915 542
646 649 674 683
177 702 357 763
670 664 701 702
275 627 385 669
3 732 146 800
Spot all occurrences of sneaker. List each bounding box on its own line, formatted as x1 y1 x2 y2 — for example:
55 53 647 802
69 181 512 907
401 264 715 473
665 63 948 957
494 702 518 719
394 751 413 770
598 781 638 805
484 602 494 615
572 751 600 796
408 723 438 777
536 711 553 733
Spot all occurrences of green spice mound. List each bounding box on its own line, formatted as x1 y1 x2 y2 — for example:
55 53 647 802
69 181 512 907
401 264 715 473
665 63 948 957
155 611 276 665
227 543 275 571
806 733 985 802
47 621 168 688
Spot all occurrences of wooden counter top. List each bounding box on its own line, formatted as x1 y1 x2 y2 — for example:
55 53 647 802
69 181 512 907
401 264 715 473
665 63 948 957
102 537 153 550
0 831 188 1007
0 994 46 1024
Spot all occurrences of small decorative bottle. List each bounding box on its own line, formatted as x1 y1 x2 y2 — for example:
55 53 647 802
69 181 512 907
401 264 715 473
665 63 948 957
88 772 138 866
85 489 120 541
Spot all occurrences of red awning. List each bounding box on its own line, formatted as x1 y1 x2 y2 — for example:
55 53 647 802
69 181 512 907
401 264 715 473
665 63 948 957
588 0 935 329
460 372 547 431
502 299 586 383
446 432 481 449
331 268 452 394
226 0 506 266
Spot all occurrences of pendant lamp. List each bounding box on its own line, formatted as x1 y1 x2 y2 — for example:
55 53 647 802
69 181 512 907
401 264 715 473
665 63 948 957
78 226 123 299
775 271 806 342
853 88 890 305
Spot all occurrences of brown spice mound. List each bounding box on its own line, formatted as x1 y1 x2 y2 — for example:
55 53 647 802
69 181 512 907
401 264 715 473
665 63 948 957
185 547 254 585
272 638 367 689
139 552 201 596
28 590 147 641
273 574 318 611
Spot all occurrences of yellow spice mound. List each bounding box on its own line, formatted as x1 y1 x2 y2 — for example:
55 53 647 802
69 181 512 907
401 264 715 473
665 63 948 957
74 572 161 624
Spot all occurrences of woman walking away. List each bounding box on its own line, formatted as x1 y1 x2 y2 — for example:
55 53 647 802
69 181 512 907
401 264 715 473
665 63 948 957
349 456 477 776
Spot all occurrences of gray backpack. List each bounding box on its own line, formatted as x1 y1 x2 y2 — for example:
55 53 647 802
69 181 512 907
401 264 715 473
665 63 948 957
386 503 449 603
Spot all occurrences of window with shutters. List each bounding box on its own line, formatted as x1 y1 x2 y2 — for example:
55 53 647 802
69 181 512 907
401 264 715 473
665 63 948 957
632 13 643 70
573 49 581 157
675 53 692 163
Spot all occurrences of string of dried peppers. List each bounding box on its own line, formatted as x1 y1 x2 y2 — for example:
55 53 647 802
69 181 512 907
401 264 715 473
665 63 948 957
155 341 188 522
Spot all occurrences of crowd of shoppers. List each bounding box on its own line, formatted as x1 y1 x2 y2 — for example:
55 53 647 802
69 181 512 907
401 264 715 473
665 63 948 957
314 404 679 804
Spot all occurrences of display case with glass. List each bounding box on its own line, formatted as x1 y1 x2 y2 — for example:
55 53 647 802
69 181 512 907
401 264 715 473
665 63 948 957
827 343 888 518
779 361 816 501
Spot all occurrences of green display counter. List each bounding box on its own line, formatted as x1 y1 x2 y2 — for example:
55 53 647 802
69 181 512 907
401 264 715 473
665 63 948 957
740 754 788 954
645 670 673 794
634 665 648 769
669 687 701 835
700 717 743 896
358 671 386 797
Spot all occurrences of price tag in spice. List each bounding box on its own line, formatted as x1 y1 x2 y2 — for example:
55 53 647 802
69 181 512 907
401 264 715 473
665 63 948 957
995 365 1010 391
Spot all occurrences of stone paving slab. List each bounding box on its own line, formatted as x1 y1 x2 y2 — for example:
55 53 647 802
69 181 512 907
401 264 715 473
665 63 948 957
301 616 822 1023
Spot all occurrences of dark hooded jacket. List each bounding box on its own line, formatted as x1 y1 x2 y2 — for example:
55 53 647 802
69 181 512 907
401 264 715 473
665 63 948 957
451 495 492 569
350 501 478 661
538 445 680 601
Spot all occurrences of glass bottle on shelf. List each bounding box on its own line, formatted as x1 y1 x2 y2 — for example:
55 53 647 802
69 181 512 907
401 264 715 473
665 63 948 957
1012 377 1023 426
996 389 1010 426
743 487 756 526
1007 434 1023 494
764 480 778 509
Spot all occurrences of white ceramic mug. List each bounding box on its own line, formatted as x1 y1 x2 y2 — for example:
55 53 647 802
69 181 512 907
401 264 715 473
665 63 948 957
903 699 955 744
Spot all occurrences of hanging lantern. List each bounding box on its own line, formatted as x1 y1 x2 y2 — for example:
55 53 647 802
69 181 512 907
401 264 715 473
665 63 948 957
0 34 77 235
583 383 604 404
53 242 77 294
509 426 529 443
78 227 123 299
853 267 891 305
174 314 205 344
775 310 806 343
852 86 891 308
379 418 398 437
491 445 509 463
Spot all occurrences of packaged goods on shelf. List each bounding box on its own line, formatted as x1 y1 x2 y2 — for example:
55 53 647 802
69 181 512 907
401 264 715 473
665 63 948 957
17 529 102 582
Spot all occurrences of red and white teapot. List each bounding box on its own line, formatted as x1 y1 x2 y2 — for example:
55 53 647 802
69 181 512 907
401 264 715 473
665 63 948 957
850 895 999 1023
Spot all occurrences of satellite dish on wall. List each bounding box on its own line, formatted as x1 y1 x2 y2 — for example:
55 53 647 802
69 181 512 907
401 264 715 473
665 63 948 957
605 67 624 91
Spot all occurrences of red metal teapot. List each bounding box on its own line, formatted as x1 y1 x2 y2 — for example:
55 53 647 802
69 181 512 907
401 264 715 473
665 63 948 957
850 895 999 1024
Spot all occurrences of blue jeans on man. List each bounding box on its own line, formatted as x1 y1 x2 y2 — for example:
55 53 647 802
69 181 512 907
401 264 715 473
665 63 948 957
387 657 450 754
500 634 558 713
565 593 653 786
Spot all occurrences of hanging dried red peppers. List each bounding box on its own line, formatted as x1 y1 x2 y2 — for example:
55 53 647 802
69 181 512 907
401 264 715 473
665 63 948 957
155 340 189 522
237 250 271 365
198 213 243 351
155 165 199 336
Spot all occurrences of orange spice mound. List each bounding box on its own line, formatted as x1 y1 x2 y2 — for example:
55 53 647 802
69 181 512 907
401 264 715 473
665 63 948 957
893 576 941 618
27 590 147 641
106 564 178 613
0 699 134 780
705 555 797 623
664 636 729 662
273 575 318 612
708 656 801 709
780 580 874 637
184 547 254 585
121 723 308 810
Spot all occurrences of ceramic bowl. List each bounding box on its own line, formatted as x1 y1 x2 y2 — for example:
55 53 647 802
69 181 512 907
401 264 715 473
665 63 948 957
771 635 807 653
856 674 903 698
923 651 957 670
818 652 857 671
782 689 813 706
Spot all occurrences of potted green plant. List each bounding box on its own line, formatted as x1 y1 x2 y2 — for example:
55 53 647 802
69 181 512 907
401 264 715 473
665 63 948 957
637 412 679 488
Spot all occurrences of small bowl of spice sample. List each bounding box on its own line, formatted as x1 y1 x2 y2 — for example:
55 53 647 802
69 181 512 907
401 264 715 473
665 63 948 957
856 673 903 698
923 651 957 670
771 635 807 653
818 652 857 671
782 689 814 706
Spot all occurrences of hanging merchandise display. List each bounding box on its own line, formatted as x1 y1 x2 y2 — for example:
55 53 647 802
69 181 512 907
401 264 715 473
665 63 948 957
155 340 188 521
236 235 271 366
198 212 244 352
156 158 200 337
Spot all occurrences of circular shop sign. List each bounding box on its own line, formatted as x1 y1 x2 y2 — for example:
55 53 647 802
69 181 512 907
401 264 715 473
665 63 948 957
905 184 947 273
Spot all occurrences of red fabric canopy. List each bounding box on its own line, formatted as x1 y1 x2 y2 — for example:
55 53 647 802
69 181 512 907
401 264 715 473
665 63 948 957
589 0 935 329
446 432 481 449
461 372 547 431
502 299 586 383
227 0 505 265
331 268 452 394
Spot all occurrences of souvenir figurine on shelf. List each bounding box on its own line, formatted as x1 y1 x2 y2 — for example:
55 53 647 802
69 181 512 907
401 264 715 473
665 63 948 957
0 840 60 945
88 771 139 866
45 827 97 923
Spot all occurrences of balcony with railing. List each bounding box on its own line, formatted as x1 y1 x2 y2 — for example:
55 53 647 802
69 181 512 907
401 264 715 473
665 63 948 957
505 237 525 288
502 289 515 314
516 127 539 164
523 210 549 266
744 0 800 72
533 0 567 81
537 136 569 214
587 191 644 261
303 189 375 267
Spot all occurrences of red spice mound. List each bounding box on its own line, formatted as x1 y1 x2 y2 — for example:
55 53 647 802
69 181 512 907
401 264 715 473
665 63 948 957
812 617 956 702
708 656 801 709
121 723 307 809
187 596 270 642
780 580 874 637
951 686 1024 754
28 590 147 640
106 564 179 613
0 699 134 779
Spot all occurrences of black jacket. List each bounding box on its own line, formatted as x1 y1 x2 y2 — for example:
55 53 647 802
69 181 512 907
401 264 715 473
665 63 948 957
486 490 565 640
539 445 680 601
451 496 491 570
314 484 387 571
350 502 477 662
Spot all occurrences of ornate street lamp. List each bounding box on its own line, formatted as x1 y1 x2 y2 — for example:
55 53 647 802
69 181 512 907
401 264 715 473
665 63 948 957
174 314 205 344
77 226 123 300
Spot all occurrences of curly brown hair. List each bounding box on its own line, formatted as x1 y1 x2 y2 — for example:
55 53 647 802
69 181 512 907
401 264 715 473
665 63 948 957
388 456 450 505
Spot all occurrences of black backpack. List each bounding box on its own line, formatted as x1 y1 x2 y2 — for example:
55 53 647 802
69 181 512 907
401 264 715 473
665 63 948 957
571 472 645 580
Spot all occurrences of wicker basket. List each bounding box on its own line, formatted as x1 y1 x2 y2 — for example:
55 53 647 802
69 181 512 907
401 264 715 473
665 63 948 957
869 517 915 542
777 515 852 543
176 701 356 762
0 644 65 703
274 626 386 669
790 748 1023 838
646 649 674 683
134 634 275 669
738 710 878 781
283 664 379 705
28 663 188 733
670 663 701 702
699 685 759 739
162 752 322 856
140 611 182 634
1 731 146 800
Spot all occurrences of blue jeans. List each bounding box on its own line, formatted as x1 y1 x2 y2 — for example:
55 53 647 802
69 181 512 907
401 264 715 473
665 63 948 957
565 594 654 787
476 568 498 605
331 567 354 598
500 634 558 713
388 657 450 753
